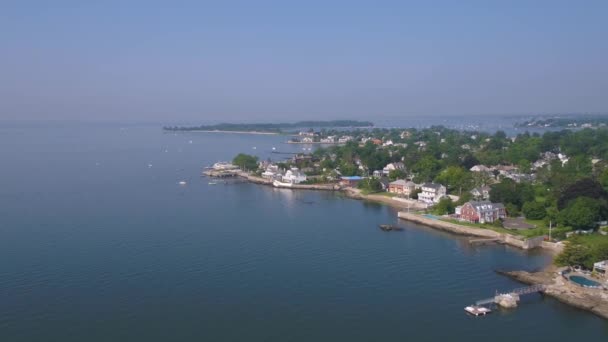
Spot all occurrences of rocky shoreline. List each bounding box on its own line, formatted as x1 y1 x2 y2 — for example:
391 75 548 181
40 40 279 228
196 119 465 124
498 269 608 320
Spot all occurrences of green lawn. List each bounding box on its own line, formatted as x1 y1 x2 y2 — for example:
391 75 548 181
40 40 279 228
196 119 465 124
441 218 519 236
573 233 608 247
360 190 397 197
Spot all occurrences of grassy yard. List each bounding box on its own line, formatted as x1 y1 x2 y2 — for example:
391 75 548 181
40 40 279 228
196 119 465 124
573 233 608 247
441 218 519 236
360 190 397 197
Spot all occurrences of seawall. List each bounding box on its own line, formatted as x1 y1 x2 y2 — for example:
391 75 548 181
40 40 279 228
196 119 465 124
397 212 564 253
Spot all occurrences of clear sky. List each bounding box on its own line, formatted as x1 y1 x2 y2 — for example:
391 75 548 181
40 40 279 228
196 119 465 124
2 0 607 123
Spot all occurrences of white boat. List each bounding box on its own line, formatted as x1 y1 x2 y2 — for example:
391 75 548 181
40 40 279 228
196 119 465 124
212 162 238 171
179 181 187 185
464 306 491 316
273 180 294 188
208 182 217 185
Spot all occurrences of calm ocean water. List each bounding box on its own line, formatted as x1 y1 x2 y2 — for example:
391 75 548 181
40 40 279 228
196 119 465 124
1 123 607 341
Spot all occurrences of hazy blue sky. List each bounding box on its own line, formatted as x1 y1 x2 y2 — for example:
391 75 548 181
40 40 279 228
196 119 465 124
2 0 607 123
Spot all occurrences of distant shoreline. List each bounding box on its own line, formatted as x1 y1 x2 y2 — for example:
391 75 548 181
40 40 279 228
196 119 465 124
170 130 280 135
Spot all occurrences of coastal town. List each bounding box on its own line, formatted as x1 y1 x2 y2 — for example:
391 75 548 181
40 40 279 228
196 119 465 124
205 125 608 319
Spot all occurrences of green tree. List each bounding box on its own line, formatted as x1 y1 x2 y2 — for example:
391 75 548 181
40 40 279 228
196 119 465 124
522 201 546 220
544 206 559 227
555 238 593 268
434 166 471 194
505 203 520 217
433 197 455 215
557 178 608 210
388 169 407 181
232 153 259 171
558 197 601 230
339 162 358 177
489 179 534 210
358 177 383 192
412 155 441 182
411 188 422 200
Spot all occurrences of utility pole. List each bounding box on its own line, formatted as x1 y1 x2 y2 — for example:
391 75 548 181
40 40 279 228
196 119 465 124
549 220 552 241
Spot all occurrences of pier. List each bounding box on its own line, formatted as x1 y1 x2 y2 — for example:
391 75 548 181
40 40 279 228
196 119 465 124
473 284 546 308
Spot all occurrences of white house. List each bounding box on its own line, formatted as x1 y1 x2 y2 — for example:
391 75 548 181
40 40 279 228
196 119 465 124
282 168 307 184
382 162 405 175
261 165 281 179
470 165 491 172
383 139 394 147
470 186 491 200
301 137 314 143
418 183 447 204
338 136 353 143
320 136 336 143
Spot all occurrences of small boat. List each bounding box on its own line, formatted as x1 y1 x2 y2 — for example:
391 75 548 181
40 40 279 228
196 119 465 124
464 306 492 316
179 181 187 185
208 182 217 185
378 224 403 231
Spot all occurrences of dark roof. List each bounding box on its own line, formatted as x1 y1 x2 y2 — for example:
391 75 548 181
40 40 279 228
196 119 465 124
422 183 443 189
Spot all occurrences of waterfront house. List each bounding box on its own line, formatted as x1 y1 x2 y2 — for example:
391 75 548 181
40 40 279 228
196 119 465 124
388 180 408 194
456 201 506 224
298 131 315 137
389 180 417 196
418 183 447 204
470 186 491 200
320 136 336 143
338 136 353 143
261 165 281 180
340 176 364 187
282 168 307 184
